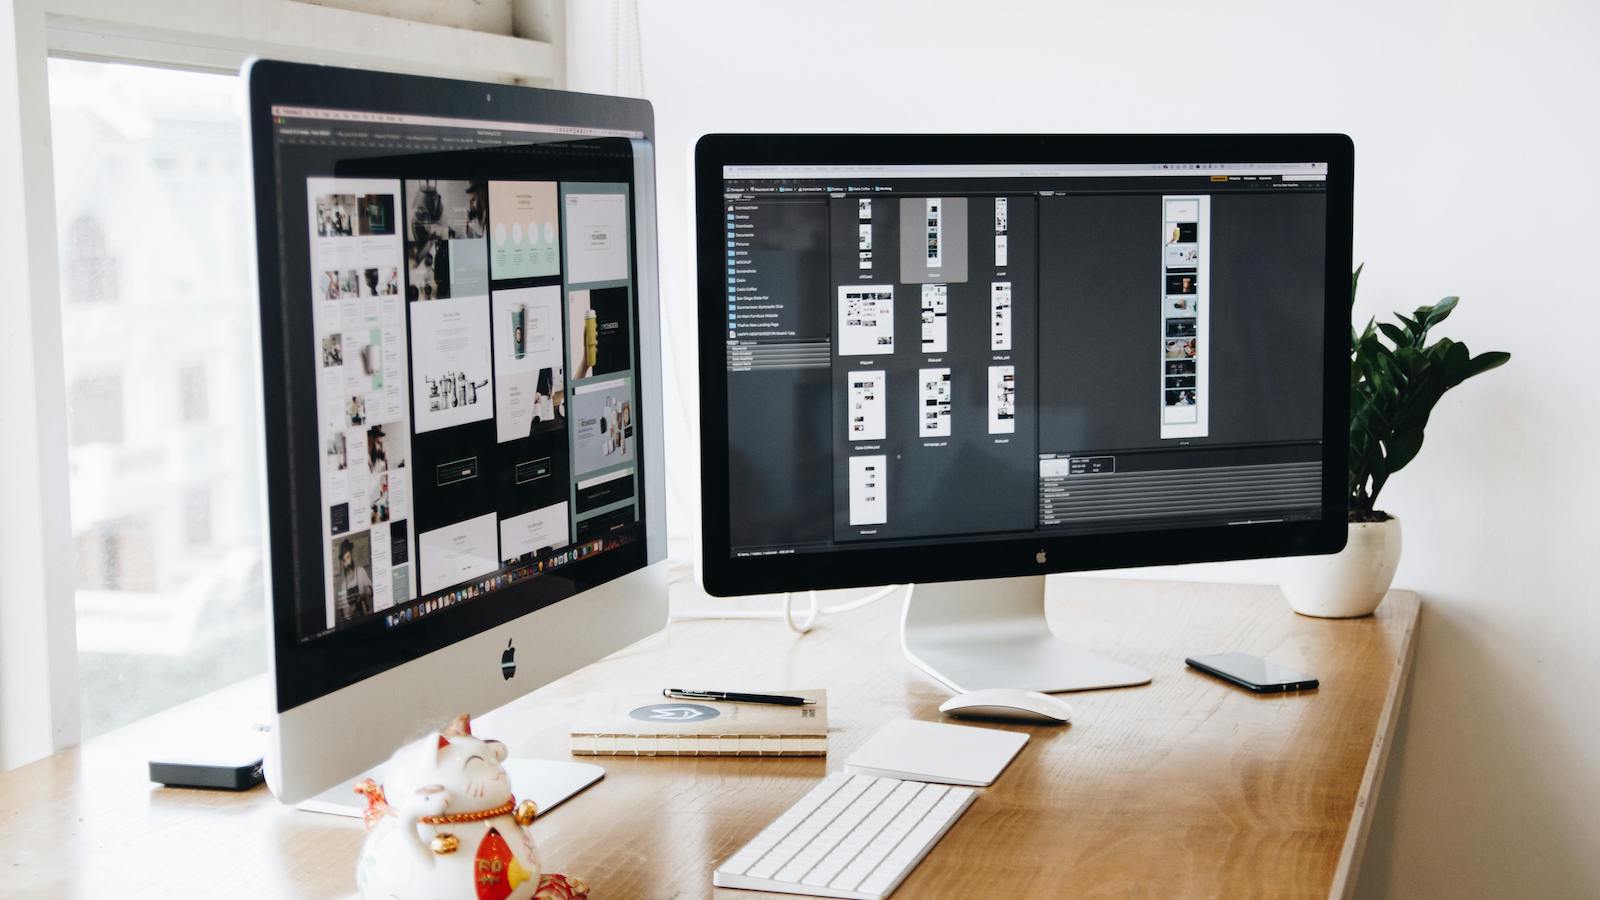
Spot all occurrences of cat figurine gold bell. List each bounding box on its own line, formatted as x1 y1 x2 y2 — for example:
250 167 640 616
354 714 588 900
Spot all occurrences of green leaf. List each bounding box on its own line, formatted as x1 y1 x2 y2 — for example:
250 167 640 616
1463 350 1511 379
1384 427 1426 475
1421 296 1458 329
1346 278 1509 511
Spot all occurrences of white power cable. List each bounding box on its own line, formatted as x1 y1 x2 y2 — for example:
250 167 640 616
671 584 908 634
782 590 820 634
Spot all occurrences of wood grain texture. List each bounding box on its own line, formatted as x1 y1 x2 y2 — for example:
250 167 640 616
0 578 1418 899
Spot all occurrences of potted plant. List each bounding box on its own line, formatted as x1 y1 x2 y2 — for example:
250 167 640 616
1280 266 1511 617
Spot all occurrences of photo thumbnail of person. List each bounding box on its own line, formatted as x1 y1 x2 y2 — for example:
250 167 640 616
325 431 348 471
356 193 396 236
406 179 487 241
1165 272 1198 295
406 238 451 301
370 474 390 524
332 531 375 625
365 422 409 475
1165 338 1198 359
367 425 389 473
315 193 356 237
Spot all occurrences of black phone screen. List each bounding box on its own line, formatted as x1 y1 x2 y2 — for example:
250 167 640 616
1186 652 1319 692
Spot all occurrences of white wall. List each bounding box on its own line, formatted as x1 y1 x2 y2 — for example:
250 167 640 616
573 1 1600 895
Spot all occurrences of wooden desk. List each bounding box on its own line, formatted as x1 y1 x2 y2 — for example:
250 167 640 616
0 578 1418 899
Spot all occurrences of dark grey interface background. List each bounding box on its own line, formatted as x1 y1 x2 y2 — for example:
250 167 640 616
721 169 1327 556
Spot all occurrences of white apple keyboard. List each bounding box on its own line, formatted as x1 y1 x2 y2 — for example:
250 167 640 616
712 772 976 899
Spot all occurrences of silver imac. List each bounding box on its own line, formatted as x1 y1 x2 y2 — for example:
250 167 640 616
244 60 667 806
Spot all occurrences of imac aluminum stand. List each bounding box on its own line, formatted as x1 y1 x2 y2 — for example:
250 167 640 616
900 575 1151 693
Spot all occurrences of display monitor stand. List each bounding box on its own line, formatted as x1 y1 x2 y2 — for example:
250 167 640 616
299 758 604 819
901 575 1152 693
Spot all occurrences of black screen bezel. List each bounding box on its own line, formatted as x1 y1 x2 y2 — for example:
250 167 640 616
695 133 1353 596
246 60 656 712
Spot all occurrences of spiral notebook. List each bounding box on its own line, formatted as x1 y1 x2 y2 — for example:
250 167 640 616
570 689 828 757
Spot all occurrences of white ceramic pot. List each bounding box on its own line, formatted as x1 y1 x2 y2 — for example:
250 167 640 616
1278 517 1402 618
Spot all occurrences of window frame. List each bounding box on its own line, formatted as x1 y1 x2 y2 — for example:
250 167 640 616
0 0 563 771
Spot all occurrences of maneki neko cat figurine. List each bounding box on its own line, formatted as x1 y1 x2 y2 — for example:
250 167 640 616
354 714 588 900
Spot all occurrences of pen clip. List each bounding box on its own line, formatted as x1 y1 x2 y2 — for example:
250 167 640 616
663 689 713 701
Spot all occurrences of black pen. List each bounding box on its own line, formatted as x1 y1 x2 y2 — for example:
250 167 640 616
663 689 814 706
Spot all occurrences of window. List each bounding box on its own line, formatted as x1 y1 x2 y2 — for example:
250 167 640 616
178 364 208 424
184 487 213 547
67 374 124 446
63 214 118 303
50 58 266 739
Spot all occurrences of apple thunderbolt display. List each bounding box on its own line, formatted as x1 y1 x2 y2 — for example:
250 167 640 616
696 135 1353 692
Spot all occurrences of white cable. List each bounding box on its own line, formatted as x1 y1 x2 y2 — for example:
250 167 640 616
671 584 908 632
817 583 905 616
782 591 820 634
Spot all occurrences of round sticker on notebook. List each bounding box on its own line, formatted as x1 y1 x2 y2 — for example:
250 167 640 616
628 703 721 723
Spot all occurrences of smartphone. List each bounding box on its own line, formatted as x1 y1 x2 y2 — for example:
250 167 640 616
1185 653 1319 693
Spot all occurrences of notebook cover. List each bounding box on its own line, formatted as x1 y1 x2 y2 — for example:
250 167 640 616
570 689 827 757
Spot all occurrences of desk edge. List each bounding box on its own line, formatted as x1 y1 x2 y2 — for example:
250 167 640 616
1328 590 1421 900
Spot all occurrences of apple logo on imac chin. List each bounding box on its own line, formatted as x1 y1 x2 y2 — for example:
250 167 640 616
1036 550 1047 565
501 638 517 680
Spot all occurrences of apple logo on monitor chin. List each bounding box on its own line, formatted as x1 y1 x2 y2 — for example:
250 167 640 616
1035 550 1047 565
501 638 516 680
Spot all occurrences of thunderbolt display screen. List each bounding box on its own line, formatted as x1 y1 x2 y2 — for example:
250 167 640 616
717 160 1330 558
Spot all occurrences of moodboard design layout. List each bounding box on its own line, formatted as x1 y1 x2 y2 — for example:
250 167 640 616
989 365 1016 434
994 197 1009 267
499 501 569 562
848 455 887 525
491 285 563 443
849 370 886 442
919 368 953 438
489 181 560 280
858 199 874 270
990 282 1012 351
567 287 634 379
1161 195 1210 439
839 286 895 355
410 298 494 433
564 191 630 285
898 197 969 284
309 177 416 627
570 376 636 475
921 285 948 353
309 174 639 634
